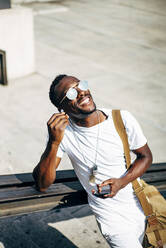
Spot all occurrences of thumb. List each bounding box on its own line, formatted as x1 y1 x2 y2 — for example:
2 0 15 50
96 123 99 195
99 179 113 187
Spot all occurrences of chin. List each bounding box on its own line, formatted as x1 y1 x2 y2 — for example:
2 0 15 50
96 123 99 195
79 104 96 116
69 104 97 119
81 108 96 115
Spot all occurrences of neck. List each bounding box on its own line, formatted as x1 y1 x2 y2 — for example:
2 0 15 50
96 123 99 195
70 110 106 127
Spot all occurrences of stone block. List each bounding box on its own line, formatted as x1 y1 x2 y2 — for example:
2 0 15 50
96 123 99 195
0 7 35 80
0 0 11 9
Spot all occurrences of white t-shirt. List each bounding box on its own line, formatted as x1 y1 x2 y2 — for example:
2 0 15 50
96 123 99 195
57 109 147 235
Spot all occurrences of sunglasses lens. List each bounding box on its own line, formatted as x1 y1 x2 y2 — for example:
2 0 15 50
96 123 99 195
78 80 88 91
66 88 78 100
64 80 88 101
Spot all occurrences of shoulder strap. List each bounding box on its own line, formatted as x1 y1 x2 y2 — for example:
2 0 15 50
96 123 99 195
112 110 163 246
112 110 131 169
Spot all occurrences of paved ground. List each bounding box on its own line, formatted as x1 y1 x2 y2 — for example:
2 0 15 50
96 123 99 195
0 0 166 247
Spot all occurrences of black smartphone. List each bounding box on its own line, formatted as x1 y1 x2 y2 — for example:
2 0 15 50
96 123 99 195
93 185 110 198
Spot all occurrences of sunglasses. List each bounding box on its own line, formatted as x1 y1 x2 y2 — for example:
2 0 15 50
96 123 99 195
59 80 89 105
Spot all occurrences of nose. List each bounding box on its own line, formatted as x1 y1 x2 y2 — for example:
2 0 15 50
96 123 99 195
76 87 86 98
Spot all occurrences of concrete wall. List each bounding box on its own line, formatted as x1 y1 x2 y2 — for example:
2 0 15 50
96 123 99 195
0 7 35 80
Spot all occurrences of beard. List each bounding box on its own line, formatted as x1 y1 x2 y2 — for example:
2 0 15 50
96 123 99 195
78 102 96 115
69 102 97 120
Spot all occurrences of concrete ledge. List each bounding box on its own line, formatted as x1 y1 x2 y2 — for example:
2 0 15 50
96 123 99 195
12 0 61 4
0 7 35 80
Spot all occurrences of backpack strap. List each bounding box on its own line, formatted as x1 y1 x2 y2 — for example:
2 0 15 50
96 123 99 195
112 110 163 247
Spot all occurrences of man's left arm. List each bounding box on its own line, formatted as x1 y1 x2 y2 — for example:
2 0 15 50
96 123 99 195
98 144 152 197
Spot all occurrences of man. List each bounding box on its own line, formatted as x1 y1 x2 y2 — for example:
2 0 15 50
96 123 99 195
33 74 152 248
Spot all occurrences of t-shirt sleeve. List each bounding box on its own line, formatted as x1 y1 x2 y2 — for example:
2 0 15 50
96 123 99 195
121 110 147 150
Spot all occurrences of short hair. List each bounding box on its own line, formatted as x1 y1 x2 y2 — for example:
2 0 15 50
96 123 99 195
49 74 67 108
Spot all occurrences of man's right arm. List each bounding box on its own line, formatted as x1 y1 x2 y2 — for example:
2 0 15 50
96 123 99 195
32 112 69 192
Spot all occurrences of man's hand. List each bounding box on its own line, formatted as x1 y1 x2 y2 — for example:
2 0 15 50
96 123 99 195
32 113 68 192
97 144 152 198
97 178 123 198
47 112 69 145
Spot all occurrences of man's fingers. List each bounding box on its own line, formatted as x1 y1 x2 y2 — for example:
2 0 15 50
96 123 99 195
98 179 114 194
48 114 68 128
99 180 113 188
103 192 115 198
54 118 69 130
97 184 101 193
53 116 69 127
47 113 67 125
47 113 61 125
91 189 95 194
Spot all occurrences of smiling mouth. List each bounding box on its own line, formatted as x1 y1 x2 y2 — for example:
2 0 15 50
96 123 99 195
78 96 91 106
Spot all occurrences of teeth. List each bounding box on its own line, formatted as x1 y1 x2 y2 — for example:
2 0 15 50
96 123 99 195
80 98 89 105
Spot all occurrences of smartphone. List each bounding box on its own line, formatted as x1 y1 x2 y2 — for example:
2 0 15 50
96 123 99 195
93 185 111 198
